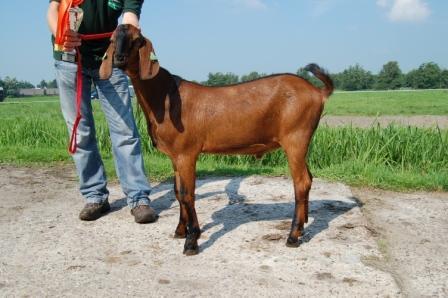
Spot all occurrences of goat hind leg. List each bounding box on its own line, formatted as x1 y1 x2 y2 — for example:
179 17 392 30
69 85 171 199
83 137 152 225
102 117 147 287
305 166 312 224
287 166 311 247
284 144 312 247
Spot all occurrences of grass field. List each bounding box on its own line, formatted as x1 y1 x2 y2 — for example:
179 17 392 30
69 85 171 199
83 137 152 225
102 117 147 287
327 89 448 115
3 89 448 116
0 90 447 191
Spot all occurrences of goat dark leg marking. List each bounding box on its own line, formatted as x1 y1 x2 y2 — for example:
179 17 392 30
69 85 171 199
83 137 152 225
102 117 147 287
305 166 313 223
176 156 201 255
173 167 188 238
283 135 312 247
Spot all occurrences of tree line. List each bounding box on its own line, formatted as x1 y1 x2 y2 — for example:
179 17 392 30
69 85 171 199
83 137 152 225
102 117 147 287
0 78 57 97
202 61 448 90
1 61 448 97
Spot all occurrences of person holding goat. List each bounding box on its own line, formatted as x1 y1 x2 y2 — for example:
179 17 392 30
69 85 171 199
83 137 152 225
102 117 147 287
47 0 157 223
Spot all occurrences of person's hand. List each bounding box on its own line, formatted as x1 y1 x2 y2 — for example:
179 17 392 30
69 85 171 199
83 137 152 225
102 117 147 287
63 30 81 52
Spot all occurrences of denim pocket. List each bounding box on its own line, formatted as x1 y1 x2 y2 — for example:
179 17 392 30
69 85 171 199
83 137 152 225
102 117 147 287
54 60 78 72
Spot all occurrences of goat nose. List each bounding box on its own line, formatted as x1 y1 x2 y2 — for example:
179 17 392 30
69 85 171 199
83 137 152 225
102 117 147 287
115 54 125 61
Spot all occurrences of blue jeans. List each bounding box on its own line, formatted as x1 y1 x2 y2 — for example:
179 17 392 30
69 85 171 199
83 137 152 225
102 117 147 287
54 60 151 209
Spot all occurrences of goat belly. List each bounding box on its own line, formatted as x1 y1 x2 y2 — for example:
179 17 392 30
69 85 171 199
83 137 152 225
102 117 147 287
202 142 280 156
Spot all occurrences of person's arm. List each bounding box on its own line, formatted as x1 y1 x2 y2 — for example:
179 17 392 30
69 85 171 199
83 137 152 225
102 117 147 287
47 1 59 37
122 0 144 28
122 12 140 28
47 0 81 52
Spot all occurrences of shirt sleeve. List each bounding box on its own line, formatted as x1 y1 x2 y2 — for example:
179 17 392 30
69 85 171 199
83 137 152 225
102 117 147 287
123 0 144 17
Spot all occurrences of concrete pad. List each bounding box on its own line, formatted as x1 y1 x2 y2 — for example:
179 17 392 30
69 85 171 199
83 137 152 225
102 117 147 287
0 166 401 297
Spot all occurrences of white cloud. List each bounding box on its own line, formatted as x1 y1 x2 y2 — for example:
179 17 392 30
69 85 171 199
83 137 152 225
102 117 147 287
377 0 431 22
233 0 267 10
389 0 430 22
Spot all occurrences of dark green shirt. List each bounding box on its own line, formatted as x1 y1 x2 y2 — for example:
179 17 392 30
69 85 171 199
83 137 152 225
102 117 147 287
51 0 144 69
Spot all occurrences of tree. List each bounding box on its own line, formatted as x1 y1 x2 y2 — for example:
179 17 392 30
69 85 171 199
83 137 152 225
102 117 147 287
240 71 265 82
38 80 48 89
2 76 19 96
37 79 57 88
17 80 34 89
375 61 403 90
48 79 58 88
337 64 375 91
404 69 417 88
0 76 34 97
441 69 448 88
329 73 343 90
406 62 442 89
297 67 323 87
203 72 239 86
296 67 311 80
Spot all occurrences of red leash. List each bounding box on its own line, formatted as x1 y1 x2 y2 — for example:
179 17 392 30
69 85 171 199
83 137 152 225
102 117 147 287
68 31 114 154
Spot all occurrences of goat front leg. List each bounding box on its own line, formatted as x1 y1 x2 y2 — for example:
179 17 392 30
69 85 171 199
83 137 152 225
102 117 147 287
172 163 188 238
175 155 201 255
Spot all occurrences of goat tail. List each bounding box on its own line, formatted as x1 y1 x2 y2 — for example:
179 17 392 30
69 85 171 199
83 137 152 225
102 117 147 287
305 63 334 103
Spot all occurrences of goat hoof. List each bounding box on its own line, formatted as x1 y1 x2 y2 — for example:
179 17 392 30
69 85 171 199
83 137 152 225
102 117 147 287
183 238 199 256
286 237 300 248
183 248 199 256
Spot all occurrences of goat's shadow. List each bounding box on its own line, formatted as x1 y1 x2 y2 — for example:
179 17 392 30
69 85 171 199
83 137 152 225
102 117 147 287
199 196 360 252
149 176 246 212
127 176 360 252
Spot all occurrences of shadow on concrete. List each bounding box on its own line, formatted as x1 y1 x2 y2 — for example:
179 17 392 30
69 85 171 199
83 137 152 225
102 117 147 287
113 176 361 252
199 196 360 252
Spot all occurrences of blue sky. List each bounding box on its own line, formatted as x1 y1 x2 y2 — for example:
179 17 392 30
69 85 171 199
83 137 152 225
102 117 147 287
0 0 447 85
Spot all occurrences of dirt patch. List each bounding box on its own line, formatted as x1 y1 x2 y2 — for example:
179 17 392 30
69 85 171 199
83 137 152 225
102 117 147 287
353 188 448 298
315 272 334 280
262 233 283 241
1 165 445 296
322 115 448 129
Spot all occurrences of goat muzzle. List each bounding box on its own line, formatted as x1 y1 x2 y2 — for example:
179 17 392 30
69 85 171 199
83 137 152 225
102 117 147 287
113 54 128 68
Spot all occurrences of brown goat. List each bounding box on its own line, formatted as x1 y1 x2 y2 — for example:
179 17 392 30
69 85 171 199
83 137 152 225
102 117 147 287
99 24 334 255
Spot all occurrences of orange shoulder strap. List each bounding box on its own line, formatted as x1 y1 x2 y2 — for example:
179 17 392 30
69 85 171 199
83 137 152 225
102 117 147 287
54 0 84 51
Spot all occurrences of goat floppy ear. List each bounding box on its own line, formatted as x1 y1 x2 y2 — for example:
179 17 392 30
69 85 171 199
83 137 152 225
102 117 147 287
99 41 115 80
139 38 160 80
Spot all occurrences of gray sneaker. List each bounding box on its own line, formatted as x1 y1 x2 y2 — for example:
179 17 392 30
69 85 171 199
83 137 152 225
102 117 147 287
131 205 158 224
79 201 111 221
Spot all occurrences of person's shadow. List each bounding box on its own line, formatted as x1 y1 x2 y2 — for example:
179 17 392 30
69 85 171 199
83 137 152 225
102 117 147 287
111 176 360 253
148 176 247 212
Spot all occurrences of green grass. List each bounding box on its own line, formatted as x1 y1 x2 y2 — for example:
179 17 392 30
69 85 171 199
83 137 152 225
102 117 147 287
1 94 447 191
326 89 448 116
3 96 59 103
4 89 448 116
